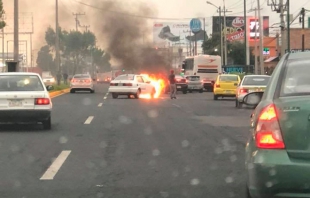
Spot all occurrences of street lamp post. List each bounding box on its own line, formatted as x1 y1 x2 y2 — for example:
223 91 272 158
206 1 223 66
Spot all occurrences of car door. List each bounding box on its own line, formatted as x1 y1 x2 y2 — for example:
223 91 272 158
135 76 147 93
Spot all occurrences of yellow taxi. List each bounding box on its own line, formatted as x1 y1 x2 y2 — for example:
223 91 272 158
213 74 240 100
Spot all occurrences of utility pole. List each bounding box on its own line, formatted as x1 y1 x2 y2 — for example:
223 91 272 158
279 0 286 57
81 25 90 32
14 0 19 70
55 0 60 82
257 0 264 75
223 0 232 66
217 6 223 66
72 12 85 31
254 8 258 74
287 0 290 53
300 7 305 51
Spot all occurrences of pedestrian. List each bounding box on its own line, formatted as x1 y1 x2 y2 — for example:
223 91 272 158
168 69 177 99
63 72 68 85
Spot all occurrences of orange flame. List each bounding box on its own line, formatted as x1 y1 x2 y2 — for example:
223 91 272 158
139 74 166 99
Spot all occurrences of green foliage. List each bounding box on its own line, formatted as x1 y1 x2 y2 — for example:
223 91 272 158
0 0 5 29
49 83 69 92
36 45 54 74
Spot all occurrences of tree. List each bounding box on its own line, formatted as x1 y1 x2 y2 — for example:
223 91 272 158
227 41 255 65
36 45 54 73
92 48 111 72
0 0 6 29
201 33 221 55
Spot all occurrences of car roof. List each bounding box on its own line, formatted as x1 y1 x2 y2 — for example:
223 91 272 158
288 51 310 60
74 74 90 76
243 75 270 77
219 74 239 76
0 72 40 76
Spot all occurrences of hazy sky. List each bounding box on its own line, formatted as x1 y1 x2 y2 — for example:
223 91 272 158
2 0 308 66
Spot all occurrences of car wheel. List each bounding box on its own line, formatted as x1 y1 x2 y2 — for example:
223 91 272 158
134 89 141 99
199 89 203 93
189 90 192 93
112 93 118 99
43 117 51 130
90 89 95 93
213 95 218 100
182 89 187 94
70 89 75 93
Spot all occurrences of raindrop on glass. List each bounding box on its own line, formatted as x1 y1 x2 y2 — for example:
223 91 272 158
119 115 132 124
144 127 153 135
97 192 104 198
182 140 190 148
190 178 200 185
266 181 273 188
59 136 68 144
225 176 234 183
215 147 223 154
152 149 160 156
99 141 108 148
172 171 179 177
269 169 276 176
148 110 159 118
230 155 237 162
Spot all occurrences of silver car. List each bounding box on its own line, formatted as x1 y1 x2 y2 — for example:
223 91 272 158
70 74 95 93
185 75 203 93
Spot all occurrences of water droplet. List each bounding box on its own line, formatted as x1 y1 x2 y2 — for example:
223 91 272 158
222 138 229 146
269 169 276 176
230 155 237 162
119 115 132 124
97 192 104 198
152 149 160 156
210 163 218 170
225 176 234 183
59 136 68 144
148 110 159 118
228 192 235 197
184 166 191 172
14 180 21 188
266 181 273 188
82 98 92 106
86 162 95 169
99 141 107 148
181 140 190 148
172 171 179 177
160 191 169 197
190 178 200 185
148 160 156 166
257 155 265 163
223 145 231 151
11 145 20 152
215 147 223 154
247 163 254 170
286 121 293 128
144 127 153 135
27 155 35 163
100 160 107 167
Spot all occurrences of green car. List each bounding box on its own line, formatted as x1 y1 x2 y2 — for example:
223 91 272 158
243 51 310 198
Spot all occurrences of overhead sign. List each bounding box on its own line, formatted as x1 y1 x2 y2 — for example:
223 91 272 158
249 18 259 40
190 18 202 33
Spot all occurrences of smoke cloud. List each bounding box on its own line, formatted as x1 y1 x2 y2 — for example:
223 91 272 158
3 0 170 73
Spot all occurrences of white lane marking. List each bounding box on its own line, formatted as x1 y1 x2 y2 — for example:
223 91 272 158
98 103 103 107
84 116 94 124
172 104 181 108
40 150 71 180
103 97 107 99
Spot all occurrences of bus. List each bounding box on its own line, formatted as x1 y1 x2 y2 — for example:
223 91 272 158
182 55 222 91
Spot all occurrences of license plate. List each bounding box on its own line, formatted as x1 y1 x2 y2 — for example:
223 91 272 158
177 86 181 88
225 90 231 93
8 99 23 107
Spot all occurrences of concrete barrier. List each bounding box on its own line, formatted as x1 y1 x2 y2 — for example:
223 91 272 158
49 88 70 98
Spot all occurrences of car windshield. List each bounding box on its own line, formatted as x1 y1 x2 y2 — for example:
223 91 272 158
219 75 238 81
73 75 90 79
281 59 310 96
242 76 270 86
0 75 44 91
187 76 200 81
114 75 134 80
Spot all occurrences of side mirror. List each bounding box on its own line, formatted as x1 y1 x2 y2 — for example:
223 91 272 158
46 85 54 91
243 92 264 106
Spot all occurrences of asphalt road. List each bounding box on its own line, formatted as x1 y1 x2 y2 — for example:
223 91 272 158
0 83 254 198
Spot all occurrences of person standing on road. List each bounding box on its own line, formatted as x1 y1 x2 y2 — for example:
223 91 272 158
169 69 177 99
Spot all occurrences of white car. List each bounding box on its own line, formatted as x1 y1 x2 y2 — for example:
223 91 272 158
108 74 156 99
42 76 55 85
70 74 95 93
0 72 54 130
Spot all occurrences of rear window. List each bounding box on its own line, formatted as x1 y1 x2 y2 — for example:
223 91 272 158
281 59 310 96
219 75 238 81
242 76 270 86
114 75 134 80
74 75 90 79
186 76 200 81
0 75 44 92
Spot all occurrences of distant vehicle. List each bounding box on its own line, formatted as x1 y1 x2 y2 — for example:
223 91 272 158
108 74 156 99
70 74 95 93
236 75 270 108
96 72 112 83
182 55 222 92
213 74 240 100
243 52 310 198
185 75 203 93
164 75 188 94
0 72 53 130
42 71 55 85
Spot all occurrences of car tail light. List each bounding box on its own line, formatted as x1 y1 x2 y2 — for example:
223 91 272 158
239 88 248 94
255 104 285 149
71 79 78 83
35 98 50 105
110 83 116 86
123 83 132 86
215 84 220 88
84 79 91 83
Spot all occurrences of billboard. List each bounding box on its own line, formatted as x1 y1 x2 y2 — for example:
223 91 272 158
212 16 269 42
153 22 206 51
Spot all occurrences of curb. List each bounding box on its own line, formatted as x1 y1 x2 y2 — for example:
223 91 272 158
49 88 70 98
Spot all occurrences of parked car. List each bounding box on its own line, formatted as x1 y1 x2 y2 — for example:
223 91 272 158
243 51 310 198
213 74 240 100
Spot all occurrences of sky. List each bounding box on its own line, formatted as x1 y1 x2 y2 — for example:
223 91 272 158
2 0 309 66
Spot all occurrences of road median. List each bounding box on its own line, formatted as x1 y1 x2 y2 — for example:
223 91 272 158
48 84 70 98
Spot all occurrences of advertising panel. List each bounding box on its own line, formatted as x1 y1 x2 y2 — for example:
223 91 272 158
153 22 206 49
212 16 269 42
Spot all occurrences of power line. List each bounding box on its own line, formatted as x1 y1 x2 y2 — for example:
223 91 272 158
72 12 85 31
